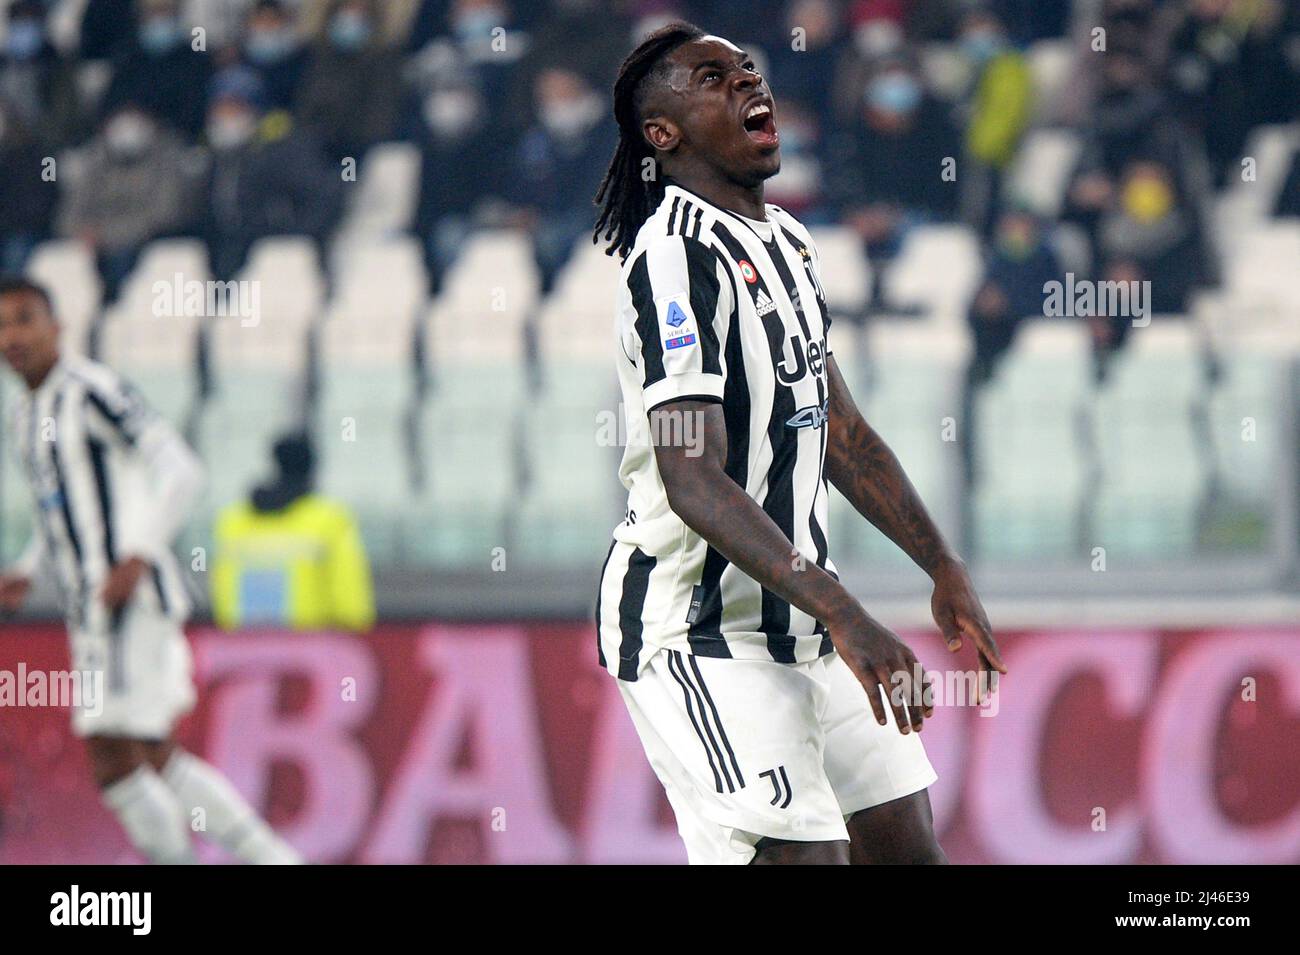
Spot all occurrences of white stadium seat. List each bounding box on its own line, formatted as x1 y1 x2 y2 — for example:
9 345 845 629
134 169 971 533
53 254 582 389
340 141 422 237
1005 127 1083 218
26 239 100 356
884 224 982 319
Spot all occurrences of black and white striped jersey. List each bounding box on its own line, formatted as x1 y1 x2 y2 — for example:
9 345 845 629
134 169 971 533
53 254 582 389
7 355 204 630
598 180 838 681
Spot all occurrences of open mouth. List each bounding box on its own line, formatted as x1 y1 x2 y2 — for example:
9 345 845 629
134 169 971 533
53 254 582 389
742 101 779 148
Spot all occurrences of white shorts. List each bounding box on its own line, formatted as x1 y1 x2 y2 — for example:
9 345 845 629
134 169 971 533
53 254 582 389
618 648 937 864
67 605 196 740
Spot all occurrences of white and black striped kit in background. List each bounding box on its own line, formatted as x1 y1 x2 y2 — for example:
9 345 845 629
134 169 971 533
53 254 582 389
8 355 198 629
7 355 203 738
597 179 839 680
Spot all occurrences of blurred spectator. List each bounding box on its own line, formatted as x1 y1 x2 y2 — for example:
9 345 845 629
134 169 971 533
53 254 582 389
57 103 204 306
763 98 828 221
0 101 57 273
200 68 342 284
186 0 263 51
1064 43 1214 282
689 0 788 44
831 0 909 127
413 76 499 296
212 432 375 632
955 6 1034 234
1072 45 1184 177
1 0 83 147
238 0 310 111
827 55 961 314
966 207 1063 388
500 0 625 149
960 207 1062 487
509 66 613 297
299 0 422 47
986 0 1071 44
1088 257 1145 380
101 0 213 137
297 0 403 162
906 0 963 41
1275 147 1300 219
1093 159 1210 313
79 0 137 61
408 0 531 155
767 0 849 131
509 0 627 105
1168 0 1296 185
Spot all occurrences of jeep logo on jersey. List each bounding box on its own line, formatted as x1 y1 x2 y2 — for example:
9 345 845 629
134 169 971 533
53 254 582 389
786 399 829 430
775 335 828 385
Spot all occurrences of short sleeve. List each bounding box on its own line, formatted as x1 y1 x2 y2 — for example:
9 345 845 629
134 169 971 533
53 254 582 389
625 234 733 412
82 375 157 449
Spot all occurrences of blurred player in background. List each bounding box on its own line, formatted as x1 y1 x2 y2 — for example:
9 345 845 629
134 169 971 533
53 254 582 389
0 277 300 864
593 24 1005 865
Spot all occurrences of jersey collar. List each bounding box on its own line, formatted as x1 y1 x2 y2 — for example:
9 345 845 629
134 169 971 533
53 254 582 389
662 177 774 242
28 354 68 400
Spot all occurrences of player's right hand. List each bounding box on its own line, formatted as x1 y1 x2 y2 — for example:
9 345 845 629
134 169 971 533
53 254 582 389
0 573 32 614
827 607 933 736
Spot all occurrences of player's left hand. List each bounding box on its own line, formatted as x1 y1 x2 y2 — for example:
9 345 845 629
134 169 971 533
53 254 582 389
101 556 149 611
930 558 1005 702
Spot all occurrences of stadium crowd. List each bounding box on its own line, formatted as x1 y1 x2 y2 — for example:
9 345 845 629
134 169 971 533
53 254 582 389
1 0 1299 382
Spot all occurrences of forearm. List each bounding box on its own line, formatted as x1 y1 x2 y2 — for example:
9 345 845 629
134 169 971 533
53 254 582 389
826 424 958 577
825 363 958 578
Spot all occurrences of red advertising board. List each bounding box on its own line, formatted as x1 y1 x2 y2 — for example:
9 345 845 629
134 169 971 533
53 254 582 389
1 624 1297 864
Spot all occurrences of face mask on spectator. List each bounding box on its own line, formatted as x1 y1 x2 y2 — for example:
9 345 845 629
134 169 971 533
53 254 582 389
208 111 257 150
1122 175 1174 223
961 29 1002 64
996 218 1038 261
867 73 921 115
6 19 44 60
329 10 372 51
854 20 903 58
105 113 155 158
423 89 479 138
454 8 503 42
540 93 601 139
246 27 297 65
140 16 185 55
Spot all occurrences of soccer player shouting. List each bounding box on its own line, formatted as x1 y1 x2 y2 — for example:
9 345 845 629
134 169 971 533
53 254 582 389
593 24 1005 865
0 277 299 864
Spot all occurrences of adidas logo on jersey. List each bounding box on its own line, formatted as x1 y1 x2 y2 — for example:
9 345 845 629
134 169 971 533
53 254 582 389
754 289 777 317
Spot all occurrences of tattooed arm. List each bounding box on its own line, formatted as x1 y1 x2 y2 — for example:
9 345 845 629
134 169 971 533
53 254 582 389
824 356 1005 685
652 398 931 733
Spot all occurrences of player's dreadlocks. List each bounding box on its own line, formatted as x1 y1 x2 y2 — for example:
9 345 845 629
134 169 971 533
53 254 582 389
593 21 705 261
